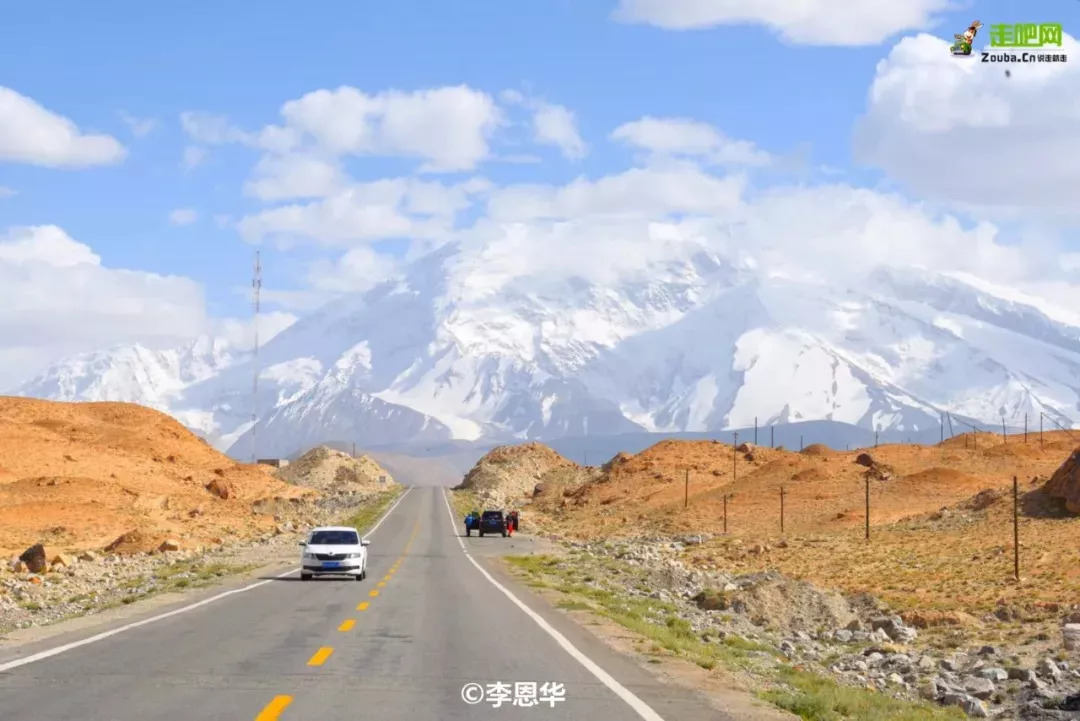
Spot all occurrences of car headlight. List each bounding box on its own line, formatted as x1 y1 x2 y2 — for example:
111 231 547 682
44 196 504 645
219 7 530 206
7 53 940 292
302 552 316 559
345 552 362 559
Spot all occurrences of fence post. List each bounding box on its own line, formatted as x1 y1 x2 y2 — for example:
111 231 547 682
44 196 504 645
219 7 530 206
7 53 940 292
1024 413 1028 443
1040 413 1044 446
940 414 944 444
780 485 786 534
684 468 689 508
799 435 803 452
874 431 879 448
1002 418 1007 442
754 417 758 445
771 425 775 448
723 494 728 534
1013 476 1020 582
864 471 871 541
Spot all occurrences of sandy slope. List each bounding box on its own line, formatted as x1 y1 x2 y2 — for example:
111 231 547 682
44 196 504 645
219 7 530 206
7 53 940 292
0 397 312 556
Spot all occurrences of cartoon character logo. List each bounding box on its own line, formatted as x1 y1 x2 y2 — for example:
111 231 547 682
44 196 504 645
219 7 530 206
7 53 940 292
950 20 983 55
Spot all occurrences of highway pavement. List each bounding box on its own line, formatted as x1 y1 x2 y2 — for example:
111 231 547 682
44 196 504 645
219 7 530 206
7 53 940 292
0 486 733 720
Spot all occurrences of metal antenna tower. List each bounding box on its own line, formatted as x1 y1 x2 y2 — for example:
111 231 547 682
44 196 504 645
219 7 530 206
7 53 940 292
251 250 261 463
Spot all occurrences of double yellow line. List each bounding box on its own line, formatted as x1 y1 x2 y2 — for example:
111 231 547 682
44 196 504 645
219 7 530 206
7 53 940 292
254 521 419 720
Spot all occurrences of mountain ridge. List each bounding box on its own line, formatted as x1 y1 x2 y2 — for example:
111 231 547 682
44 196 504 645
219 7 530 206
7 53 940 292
11 242 1080 458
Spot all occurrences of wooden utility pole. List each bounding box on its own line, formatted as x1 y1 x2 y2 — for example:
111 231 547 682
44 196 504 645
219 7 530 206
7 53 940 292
864 471 871 541
684 468 689 508
723 494 729 534
780 485 786 534
732 432 738 482
770 425 774 448
1013 476 1020 582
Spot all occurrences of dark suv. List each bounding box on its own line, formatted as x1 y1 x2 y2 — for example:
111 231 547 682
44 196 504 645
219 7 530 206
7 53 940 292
478 510 506 537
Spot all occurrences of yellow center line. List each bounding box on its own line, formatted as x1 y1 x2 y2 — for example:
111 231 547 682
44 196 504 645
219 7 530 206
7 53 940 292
357 601 370 611
338 619 356 631
369 589 379 597
255 695 293 720
307 647 334 666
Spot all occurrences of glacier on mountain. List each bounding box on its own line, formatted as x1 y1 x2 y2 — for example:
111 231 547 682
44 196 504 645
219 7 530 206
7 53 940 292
11 241 1080 458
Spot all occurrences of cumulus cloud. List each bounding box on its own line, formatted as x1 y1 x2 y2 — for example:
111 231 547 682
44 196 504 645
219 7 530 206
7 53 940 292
210 311 298 350
486 161 745 221
237 177 490 246
0 225 210 389
243 153 347 201
259 85 502 172
181 146 206 170
305 246 402 293
612 116 772 165
119 111 157 138
0 186 15 198
0 86 126 167
532 102 587 159
180 111 253 145
612 0 951 45
854 32 1080 215
169 208 199 226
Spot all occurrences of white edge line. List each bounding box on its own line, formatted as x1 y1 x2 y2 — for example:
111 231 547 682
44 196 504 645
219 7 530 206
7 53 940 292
0 486 413 673
440 488 666 721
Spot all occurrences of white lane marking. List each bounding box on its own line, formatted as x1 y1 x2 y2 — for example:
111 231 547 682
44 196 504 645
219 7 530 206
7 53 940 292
440 489 666 721
0 486 413 673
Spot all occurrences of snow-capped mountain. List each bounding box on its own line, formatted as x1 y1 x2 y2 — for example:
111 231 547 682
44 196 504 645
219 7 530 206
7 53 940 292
11 240 1080 458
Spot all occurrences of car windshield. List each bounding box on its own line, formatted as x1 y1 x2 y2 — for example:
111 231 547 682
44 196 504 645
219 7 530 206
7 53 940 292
308 530 359 545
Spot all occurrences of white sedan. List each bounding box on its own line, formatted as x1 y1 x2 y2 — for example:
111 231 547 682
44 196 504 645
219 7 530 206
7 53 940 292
299 526 369 581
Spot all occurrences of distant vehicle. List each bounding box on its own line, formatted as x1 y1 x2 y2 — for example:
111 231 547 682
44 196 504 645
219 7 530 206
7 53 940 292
464 511 480 536
478 510 507 537
299 526 369 581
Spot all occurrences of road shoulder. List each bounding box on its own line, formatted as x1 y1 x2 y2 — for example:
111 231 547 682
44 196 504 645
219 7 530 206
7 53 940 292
470 537 796 721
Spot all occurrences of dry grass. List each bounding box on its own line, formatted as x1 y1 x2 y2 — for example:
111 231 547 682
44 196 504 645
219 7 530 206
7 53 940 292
518 431 1080 641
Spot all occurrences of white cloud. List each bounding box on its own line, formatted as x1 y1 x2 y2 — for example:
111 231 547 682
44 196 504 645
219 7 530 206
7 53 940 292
613 0 951 45
119 111 157 138
0 225 209 389
262 85 502 171
237 177 487 246
486 161 745 221
244 153 347 201
854 32 1080 214
0 186 15 198
532 102 586 159
180 111 253 145
169 208 199 226
612 116 772 165
210 311 298 350
181 145 206 170
0 86 126 167
305 246 402 293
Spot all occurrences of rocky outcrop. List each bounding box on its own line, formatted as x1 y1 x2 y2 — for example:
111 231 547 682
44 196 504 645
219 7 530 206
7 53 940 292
1043 448 1080 513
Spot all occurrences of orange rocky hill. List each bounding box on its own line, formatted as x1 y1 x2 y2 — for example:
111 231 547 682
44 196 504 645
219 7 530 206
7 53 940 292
0 396 314 557
464 432 1080 618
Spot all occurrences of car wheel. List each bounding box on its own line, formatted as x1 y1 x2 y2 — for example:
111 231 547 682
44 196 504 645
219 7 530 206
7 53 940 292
300 572 312 581
502 531 507 537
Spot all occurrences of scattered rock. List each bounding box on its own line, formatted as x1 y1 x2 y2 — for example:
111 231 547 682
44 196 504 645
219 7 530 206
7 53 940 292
18 544 48 574
1043 447 1080 513
205 478 234 500
1063 624 1080 651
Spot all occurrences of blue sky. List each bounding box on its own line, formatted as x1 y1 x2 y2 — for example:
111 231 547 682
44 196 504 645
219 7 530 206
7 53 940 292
2 0 1079 386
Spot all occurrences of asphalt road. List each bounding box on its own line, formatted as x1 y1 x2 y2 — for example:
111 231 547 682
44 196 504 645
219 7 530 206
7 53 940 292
0 486 731 721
